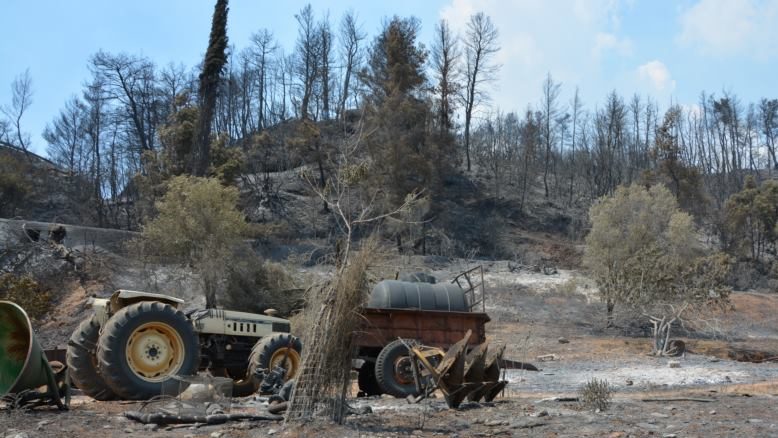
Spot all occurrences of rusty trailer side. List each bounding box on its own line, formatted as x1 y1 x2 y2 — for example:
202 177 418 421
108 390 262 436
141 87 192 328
355 307 490 351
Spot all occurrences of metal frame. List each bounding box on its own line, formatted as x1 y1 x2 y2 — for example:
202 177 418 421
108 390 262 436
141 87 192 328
452 265 486 313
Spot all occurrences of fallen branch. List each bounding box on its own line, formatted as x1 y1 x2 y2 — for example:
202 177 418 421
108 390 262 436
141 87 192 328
641 397 713 403
124 411 283 425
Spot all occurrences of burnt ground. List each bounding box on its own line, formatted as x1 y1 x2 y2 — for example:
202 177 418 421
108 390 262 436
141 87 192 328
3 261 778 437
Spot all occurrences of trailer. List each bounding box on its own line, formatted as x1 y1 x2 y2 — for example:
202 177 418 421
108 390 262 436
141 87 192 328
353 266 496 398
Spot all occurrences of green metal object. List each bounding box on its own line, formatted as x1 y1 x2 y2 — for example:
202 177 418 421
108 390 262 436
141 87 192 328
0 301 67 409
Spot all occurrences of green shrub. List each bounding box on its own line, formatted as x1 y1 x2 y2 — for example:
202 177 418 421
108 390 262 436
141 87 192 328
0 274 51 320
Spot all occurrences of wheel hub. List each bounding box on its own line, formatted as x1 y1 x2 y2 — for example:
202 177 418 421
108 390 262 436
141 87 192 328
393 356 415 385
269 347 301 381
126 322 185 382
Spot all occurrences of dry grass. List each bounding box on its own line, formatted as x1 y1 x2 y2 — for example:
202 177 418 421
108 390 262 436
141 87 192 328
286 236 380 424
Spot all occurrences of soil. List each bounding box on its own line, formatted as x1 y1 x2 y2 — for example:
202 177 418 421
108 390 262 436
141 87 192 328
3 259 778 437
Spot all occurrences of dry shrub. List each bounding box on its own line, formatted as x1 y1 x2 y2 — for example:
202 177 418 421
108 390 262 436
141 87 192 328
286 237 379 424
0 273 51 320
222 248 304 317
578 378 612 411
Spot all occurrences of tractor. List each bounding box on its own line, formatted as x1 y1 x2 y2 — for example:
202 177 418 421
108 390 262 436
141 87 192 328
66 290 302 400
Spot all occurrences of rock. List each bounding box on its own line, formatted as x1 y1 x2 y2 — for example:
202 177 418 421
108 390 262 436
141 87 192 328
267 429 277 435
123 428 133 434
662 434 677 438
210 431 225 438
607 433 626 438
651 412 670 419
748 419 763 423
533 410 549 417
9 433 29 438
709 410 717 415
484 419 504 427
36 420 53 431
412 430 424 435
558 337 570 344
667 360 681 368
102 425 112 429
637 423 659 430
625 379 634 386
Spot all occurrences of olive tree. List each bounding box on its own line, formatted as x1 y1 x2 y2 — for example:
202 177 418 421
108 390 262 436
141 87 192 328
137 175 247 308
584 184 730 355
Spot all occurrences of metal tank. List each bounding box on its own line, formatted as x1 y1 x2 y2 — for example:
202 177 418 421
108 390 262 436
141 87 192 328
367 280 470 312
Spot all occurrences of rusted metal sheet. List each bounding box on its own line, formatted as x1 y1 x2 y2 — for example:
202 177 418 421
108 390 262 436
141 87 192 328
355 308 489 350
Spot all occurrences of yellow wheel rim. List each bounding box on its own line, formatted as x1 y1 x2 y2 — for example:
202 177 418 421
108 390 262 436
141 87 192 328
269 347 301 381
125 322 185 382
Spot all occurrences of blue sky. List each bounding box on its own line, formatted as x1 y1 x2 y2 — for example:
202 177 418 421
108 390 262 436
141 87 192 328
2 0 777 155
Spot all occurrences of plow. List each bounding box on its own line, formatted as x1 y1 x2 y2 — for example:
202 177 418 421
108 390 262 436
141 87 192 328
400 329 508 409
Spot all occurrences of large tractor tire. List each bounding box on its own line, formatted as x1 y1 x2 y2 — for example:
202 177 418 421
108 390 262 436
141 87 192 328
375 339 421 398
97 301 200 400
66 315 116 400
250 333 302 393
357 360 382 396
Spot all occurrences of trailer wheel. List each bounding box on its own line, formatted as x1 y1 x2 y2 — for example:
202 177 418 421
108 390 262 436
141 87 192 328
357 360 382 396
251 333 302 392
66 315 116 400
375 339 421 398
97 301 200 400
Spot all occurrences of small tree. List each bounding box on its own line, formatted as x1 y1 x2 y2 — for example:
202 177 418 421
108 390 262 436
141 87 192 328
584 184 730 355
136 175 246 308
722 176 778 262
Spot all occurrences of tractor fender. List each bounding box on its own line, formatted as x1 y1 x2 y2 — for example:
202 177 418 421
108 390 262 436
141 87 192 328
91 290 184 324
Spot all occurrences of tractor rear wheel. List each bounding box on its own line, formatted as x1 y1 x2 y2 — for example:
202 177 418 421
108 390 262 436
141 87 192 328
66 315 115 400
97 301 200 400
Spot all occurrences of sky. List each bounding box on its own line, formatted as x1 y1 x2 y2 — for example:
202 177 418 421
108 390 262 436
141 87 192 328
1 0 777 155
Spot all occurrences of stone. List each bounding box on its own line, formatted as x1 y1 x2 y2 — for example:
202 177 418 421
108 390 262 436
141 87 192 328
267 429 277 435
651 412 670 419
558 337 570 344
533 410 549 418
144 424 159 431
9 433 29 438
625 379 634 386
210 431 225 438
123 428 133 434
662 434 677 438
709 410 717 415
667 360 681 368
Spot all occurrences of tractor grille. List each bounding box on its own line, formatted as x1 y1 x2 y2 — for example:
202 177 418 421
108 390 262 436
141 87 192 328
272 322 290 333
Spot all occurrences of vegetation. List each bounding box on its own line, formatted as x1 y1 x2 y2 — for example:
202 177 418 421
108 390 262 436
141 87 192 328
584 184 731 355
0 273 51 320
578 378 612 412
135 175 246 308
722 176 778 263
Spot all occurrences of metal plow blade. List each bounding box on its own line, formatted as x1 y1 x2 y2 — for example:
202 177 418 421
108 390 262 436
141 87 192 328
404 330 508 409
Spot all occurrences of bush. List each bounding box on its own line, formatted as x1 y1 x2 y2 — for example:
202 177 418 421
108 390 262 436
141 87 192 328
0 273 51 320
135 175 248 308
578 378 612 411
222 247 303 316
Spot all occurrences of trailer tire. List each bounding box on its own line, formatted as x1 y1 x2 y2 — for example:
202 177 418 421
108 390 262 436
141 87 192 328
251 333 302 393
97 301 200 400
375 340 421 398
66 315 116 401
358 361 382 396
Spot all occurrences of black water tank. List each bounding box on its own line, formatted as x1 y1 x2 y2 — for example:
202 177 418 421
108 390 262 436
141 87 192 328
367 280 469 312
